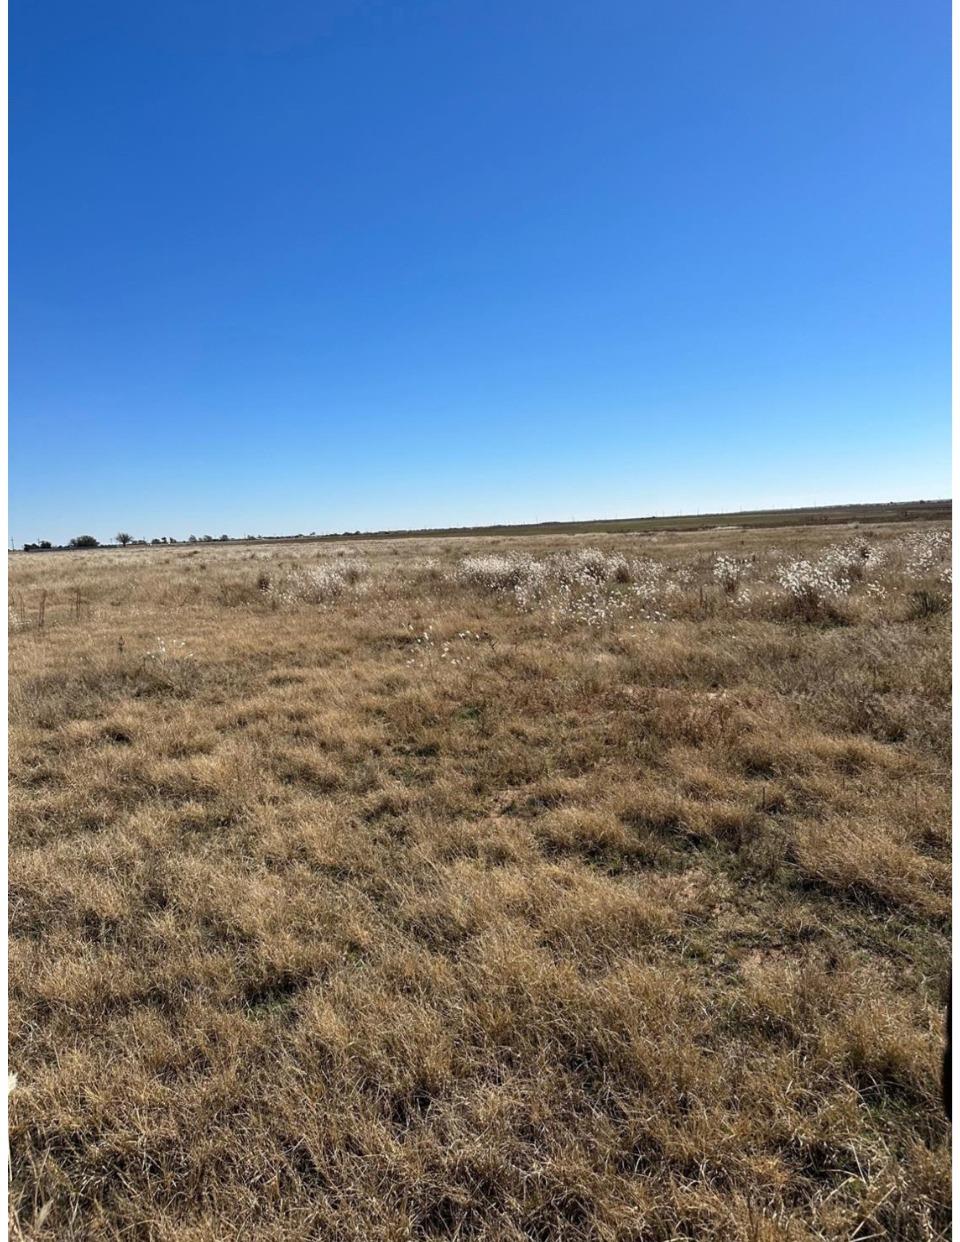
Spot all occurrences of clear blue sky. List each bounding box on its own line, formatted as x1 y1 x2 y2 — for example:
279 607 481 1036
10 0 949 544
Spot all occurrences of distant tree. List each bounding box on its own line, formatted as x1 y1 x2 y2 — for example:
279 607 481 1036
39 540 52 549
23 543 38 552
69 535 99 548
188 535 198 543
151 538 161 545
219 534 229 541
201 534 214 542
116 532 132 546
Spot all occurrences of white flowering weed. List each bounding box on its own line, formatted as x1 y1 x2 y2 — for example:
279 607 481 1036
272 560 369 606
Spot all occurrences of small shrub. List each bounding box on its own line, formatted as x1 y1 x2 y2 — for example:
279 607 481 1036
271 561 368 605
457 554 531 591
907 589 950 620
713 555 745 596
776 558 850 623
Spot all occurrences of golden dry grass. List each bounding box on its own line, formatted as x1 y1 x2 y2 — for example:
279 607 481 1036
8 522 951 1240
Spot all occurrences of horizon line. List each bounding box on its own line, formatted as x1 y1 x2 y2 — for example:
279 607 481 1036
10 497 952 552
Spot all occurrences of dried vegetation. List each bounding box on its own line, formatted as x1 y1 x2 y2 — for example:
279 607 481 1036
8 521 951 1239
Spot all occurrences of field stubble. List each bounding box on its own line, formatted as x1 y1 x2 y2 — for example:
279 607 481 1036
8 521 951 1240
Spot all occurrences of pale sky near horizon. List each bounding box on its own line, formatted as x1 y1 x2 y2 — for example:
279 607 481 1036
10 0 949 545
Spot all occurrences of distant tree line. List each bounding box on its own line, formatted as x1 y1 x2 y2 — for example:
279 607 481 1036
21 533 235 550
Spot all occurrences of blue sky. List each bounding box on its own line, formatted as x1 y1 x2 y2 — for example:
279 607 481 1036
10 0 949 543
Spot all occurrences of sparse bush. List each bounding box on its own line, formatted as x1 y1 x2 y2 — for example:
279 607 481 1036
902 528 951 576
776 557 851 622
457 549 647 625
457 554 532 591
713 555 745 596
271 560 368 605
906 588 950 620
555 547 609 584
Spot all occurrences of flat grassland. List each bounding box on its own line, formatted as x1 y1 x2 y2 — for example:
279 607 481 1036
9 521 951 1240
175 498 954 544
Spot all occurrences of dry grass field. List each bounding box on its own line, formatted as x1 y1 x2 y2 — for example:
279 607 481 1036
8 520 951 1240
